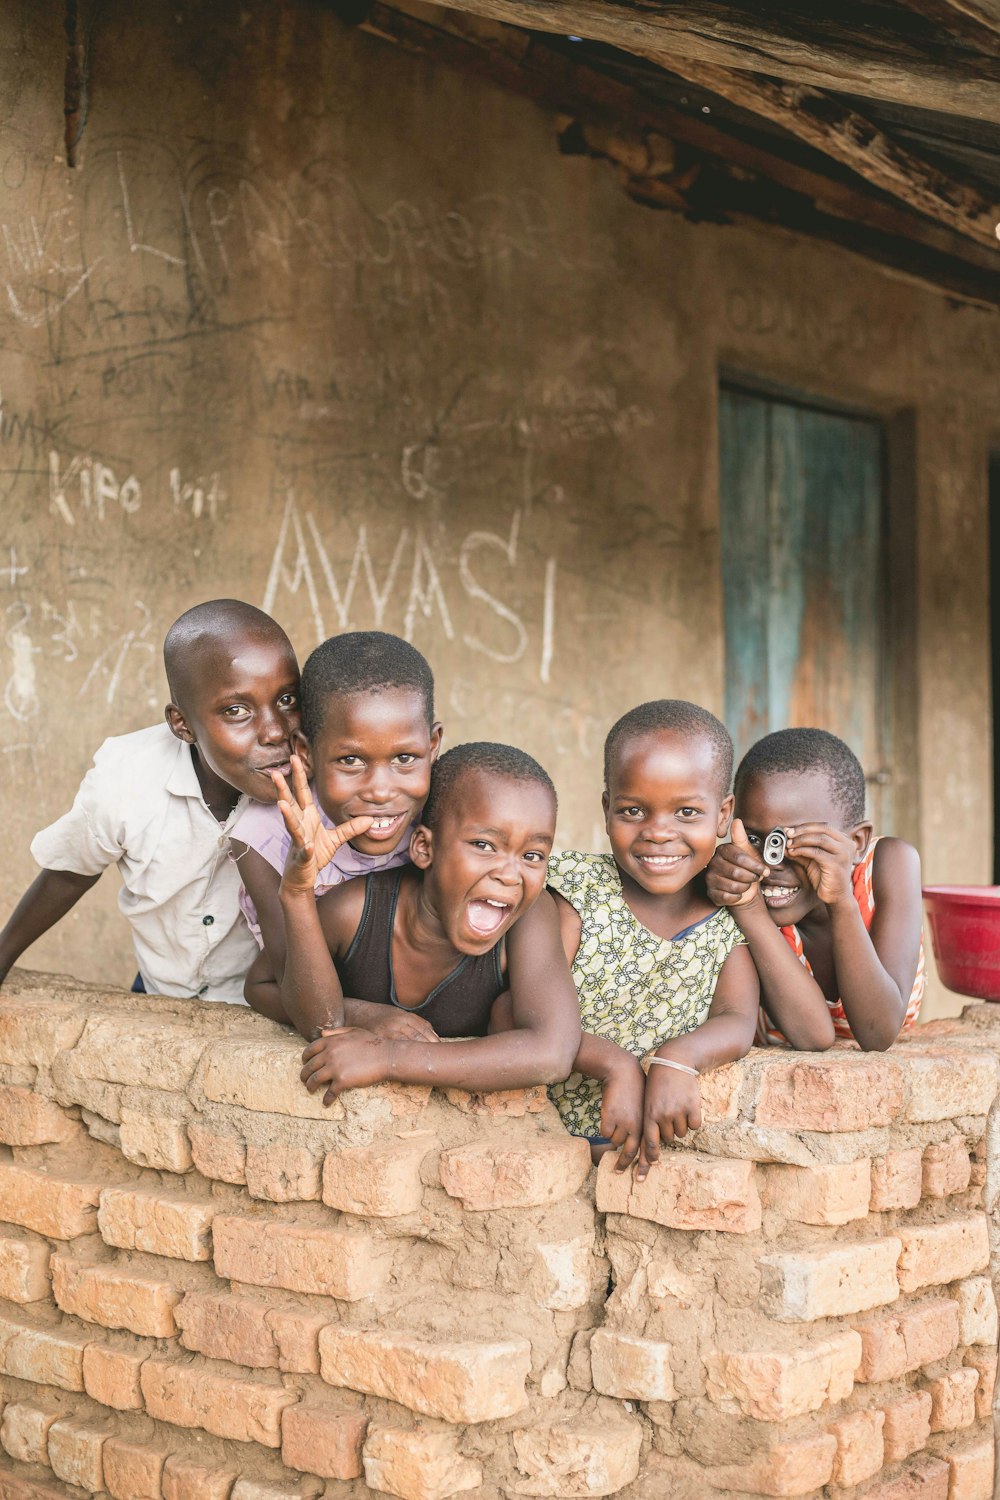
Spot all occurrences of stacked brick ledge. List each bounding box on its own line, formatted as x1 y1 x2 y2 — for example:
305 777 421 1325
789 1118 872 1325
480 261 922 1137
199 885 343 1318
0 970 996 1500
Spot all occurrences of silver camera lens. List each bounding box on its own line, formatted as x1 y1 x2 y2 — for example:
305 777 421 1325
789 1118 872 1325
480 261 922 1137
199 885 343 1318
762 829 787 867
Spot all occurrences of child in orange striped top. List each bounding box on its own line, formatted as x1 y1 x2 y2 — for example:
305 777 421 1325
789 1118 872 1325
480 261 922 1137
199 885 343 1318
706 728 923 1051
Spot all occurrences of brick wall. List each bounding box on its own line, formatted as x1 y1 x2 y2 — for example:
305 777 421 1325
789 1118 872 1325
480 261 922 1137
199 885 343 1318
0 971 996 1500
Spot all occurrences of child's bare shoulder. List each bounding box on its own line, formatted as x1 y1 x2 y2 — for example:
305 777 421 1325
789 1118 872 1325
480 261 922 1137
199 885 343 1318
315 873 372 951
872 837 922 896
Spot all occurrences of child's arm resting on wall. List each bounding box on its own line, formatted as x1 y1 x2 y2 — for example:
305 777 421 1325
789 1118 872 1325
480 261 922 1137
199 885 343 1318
550 888 645 1172
706 821 837 1052
0 870 102 984
638 942 759 1179
299 890 582 1102
233 842 288 980
793 829 921 1052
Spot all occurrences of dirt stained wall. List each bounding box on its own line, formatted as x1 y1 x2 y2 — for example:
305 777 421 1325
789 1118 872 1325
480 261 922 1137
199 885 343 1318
0 0 995 1014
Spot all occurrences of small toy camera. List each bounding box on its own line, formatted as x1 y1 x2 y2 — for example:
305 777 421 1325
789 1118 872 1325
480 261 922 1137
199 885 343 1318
762 829 787 867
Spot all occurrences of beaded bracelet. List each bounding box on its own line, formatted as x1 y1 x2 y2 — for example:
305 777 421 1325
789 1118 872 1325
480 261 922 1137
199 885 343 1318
647 1056 698 1077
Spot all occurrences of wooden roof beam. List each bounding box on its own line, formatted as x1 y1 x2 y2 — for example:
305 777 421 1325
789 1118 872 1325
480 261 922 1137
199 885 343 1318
651 57 1000 252
893 0 1000 51
424 0 1000 121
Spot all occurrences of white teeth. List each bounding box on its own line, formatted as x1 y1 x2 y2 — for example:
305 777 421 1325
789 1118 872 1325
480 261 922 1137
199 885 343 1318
762 885 799 898
370 816 399 829
485 899 508 908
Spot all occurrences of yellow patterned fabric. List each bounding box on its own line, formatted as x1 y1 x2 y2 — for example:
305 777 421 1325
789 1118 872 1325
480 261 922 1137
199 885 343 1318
547 850 747 1138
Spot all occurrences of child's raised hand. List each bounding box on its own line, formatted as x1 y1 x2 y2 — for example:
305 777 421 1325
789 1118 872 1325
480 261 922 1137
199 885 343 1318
785 823 856 907
300 1026 393 1105
275 755 374 897
637 1062 702 1180
600 1058 646 1172
705 819 766 909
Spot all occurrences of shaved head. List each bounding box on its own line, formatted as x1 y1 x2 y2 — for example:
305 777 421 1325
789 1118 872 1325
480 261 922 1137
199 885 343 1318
164 600 293 708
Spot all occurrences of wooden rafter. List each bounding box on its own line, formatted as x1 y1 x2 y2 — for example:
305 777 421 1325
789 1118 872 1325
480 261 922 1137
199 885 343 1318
421 0 1000 121
647 56 1000 252
361 3 1000 306
894 0 1000 51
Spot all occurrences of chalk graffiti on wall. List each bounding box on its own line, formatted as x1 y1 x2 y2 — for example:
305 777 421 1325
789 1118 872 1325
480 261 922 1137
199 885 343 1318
262 494 558 683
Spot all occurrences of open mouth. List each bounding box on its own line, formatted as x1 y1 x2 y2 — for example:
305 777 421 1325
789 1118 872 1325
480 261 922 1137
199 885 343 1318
761 883 801 908
467 898 513 936
357 812 408 843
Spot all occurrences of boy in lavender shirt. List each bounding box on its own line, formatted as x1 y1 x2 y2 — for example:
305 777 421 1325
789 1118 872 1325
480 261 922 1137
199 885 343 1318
231 631 441 987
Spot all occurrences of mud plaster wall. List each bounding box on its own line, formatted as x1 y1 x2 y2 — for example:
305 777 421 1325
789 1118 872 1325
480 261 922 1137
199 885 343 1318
0 1 996 1016
0 973 999 1499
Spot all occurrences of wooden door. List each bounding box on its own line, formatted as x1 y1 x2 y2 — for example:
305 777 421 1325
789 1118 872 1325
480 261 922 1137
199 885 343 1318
719 384 890 827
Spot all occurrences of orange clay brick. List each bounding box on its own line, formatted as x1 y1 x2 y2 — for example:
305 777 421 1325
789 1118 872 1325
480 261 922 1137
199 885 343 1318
0 1313 88 1390
244 1140 322 1202
212 1214 391 1299
0 1159 101 1237
946 1433 994 1500
443 1084 548 1114
753 1054 904 1131
119 1111 193 1172
928 1367 978 1431
0 1084 75 1144
83 1340 148 1409
319 1326 531 1423
706 1434 837 1497
760 1238 901 1321
903 1049 997 1122
828 1408 885 1486
439 1136 591 1210
103 1436 172 1499
870 1149 924 1210
322 1137 432 1216
362 1425 484 1500
231 1481 324 1500
760 1160 871 1225
922 1137 972 1198
161 1454 240 1500
51 1253 181 1336
704 1332 862 1421
590 1328 676 1401
280 1404 367 1479
511 1420 643 1496
964 1350 996 1419
1 1402 59 1464
897 1216 989 1292
0 1228 50 1303
862 1454 950 1499
956 1277 998 1345
854 1298 960 1381
176 1290 280 1366
140 1355 297 1446
98 1184 215 1260
47 1415 111 1492
188 1120 247 1184
882 1389 932 1463
595 1151 762 1233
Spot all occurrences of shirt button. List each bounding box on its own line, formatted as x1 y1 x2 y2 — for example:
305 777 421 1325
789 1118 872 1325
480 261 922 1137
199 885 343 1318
202 915 214 926
218 836 227 848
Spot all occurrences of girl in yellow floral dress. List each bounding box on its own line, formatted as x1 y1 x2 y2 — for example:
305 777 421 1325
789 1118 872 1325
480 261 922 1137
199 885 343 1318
547 701 759 1180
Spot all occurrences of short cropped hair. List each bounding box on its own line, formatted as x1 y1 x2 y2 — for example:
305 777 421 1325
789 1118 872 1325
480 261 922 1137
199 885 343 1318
300 631 434 741
422 742 556 830
163 599 292 706
735 727 867 825
604 700 733 796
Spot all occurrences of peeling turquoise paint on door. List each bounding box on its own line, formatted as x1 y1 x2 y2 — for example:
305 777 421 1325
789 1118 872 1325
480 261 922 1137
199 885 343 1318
719 385 888 824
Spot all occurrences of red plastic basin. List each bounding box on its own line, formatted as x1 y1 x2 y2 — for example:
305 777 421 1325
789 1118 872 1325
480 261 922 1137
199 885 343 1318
922 885 1000 1000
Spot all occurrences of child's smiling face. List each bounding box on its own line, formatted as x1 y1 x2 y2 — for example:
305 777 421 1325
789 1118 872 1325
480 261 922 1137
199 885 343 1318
603 730 733 896
168 633 301 804
736 768 852 925
412 770 555 954
300 688 442 858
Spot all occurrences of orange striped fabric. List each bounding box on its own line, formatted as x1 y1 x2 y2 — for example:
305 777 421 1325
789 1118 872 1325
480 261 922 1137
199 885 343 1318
757 836 924 1046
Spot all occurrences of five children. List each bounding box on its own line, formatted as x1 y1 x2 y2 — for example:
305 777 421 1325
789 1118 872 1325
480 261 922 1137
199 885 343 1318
2 604 929 1165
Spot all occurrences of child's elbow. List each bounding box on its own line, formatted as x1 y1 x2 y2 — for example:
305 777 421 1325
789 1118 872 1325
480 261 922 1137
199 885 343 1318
537 1030 581 1086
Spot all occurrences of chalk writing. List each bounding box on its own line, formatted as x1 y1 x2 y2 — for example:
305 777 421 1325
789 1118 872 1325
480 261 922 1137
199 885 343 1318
2 550 27 586
262 494 557 682
49 450 142 527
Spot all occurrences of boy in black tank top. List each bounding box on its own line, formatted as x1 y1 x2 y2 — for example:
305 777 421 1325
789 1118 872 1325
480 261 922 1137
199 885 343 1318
276 743 581 1103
